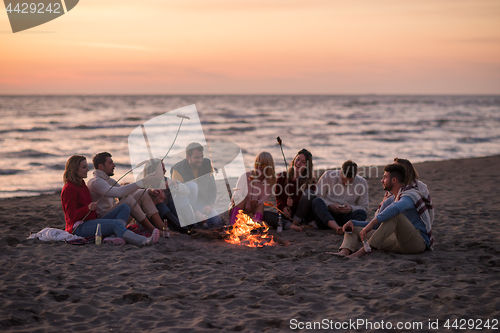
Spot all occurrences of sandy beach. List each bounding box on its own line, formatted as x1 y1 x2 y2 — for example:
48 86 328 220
1 155 500 332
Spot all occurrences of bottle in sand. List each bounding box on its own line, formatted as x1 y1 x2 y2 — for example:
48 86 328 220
163 219 170 238
95 223 102 245
277 213 283 233
363 239 371 253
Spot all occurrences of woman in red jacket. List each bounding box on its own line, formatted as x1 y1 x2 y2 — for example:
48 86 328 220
61 155 159 246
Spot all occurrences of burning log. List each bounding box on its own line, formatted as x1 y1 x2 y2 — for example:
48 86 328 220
190 211 289 247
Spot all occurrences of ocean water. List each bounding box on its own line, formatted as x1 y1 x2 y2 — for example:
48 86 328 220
0 95 499 198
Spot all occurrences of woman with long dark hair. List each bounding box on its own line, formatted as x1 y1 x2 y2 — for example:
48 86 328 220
265 149 316 231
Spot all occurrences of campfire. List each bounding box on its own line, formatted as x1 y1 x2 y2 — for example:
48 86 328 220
224 210 276 247
189 210 288 247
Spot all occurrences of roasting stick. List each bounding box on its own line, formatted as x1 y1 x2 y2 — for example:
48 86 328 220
132 115 190 235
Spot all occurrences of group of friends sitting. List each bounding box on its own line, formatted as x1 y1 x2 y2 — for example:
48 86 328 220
61 142 434 257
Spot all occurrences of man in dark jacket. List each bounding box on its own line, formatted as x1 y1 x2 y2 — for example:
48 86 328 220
171 142 222 227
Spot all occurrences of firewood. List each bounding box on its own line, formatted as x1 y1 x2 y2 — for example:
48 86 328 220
190 227 289 246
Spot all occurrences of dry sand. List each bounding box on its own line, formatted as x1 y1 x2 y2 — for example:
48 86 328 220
1 155 500 332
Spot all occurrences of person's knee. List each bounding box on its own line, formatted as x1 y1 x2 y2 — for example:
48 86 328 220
311 197 322 208
118 204 131 215
131 205 147 222
303 189 315 200
173 196 190 209
120 196 137 208
186 183 199 204
352 209 367 220
155 203 170 218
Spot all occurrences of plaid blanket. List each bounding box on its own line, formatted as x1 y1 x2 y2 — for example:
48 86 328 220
126 223 152 237
398 180 435 246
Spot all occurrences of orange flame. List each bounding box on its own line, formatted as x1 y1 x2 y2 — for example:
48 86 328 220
225 210 276 247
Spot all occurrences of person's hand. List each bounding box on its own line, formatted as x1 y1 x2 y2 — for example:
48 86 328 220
151 190 166 204
338 204 352 214
88 202 98 211
157 190 166 202
283 207 292 218
195 211 207 221
328 203 342 213
202 205 212 215
287 197 293 207
167 179 180 190
153 189 162 196
359 228 368 241
335 226 344 235
249 199 259 209
343 220 354 233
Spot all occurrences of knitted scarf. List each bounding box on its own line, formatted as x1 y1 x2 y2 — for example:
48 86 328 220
398 180 435 246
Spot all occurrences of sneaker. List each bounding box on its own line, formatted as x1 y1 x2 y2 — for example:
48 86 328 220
308 221 318 229
103 237 126 245
145 228 160 246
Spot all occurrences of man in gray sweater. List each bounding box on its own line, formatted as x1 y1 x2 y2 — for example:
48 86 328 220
87 152 168 234
312 160 369 235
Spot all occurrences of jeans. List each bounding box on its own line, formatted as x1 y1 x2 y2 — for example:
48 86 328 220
312 197 367 229
263 211 293 230
264 189 316 230
73 204 130 238
293 189 316 222
156 197 189 233
186 182 222 228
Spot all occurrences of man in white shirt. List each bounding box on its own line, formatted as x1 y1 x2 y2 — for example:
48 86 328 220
87 152 168 234
312 160 369 235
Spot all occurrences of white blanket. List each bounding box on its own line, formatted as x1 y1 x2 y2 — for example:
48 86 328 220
28 228 84 242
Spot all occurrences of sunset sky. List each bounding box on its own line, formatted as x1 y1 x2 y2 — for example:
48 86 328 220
1 0 499 94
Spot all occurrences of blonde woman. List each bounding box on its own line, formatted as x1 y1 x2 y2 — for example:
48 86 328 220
231 152 276 224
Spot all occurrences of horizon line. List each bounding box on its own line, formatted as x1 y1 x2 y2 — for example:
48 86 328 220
1 93 499 97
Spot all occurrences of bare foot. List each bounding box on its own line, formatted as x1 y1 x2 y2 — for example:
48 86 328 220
290 224 303 232
333 248 352 256
327 220 343 235
347 247 367 258
160 229 179 238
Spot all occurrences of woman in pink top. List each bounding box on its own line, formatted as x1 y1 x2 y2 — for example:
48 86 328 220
230 152 276 224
